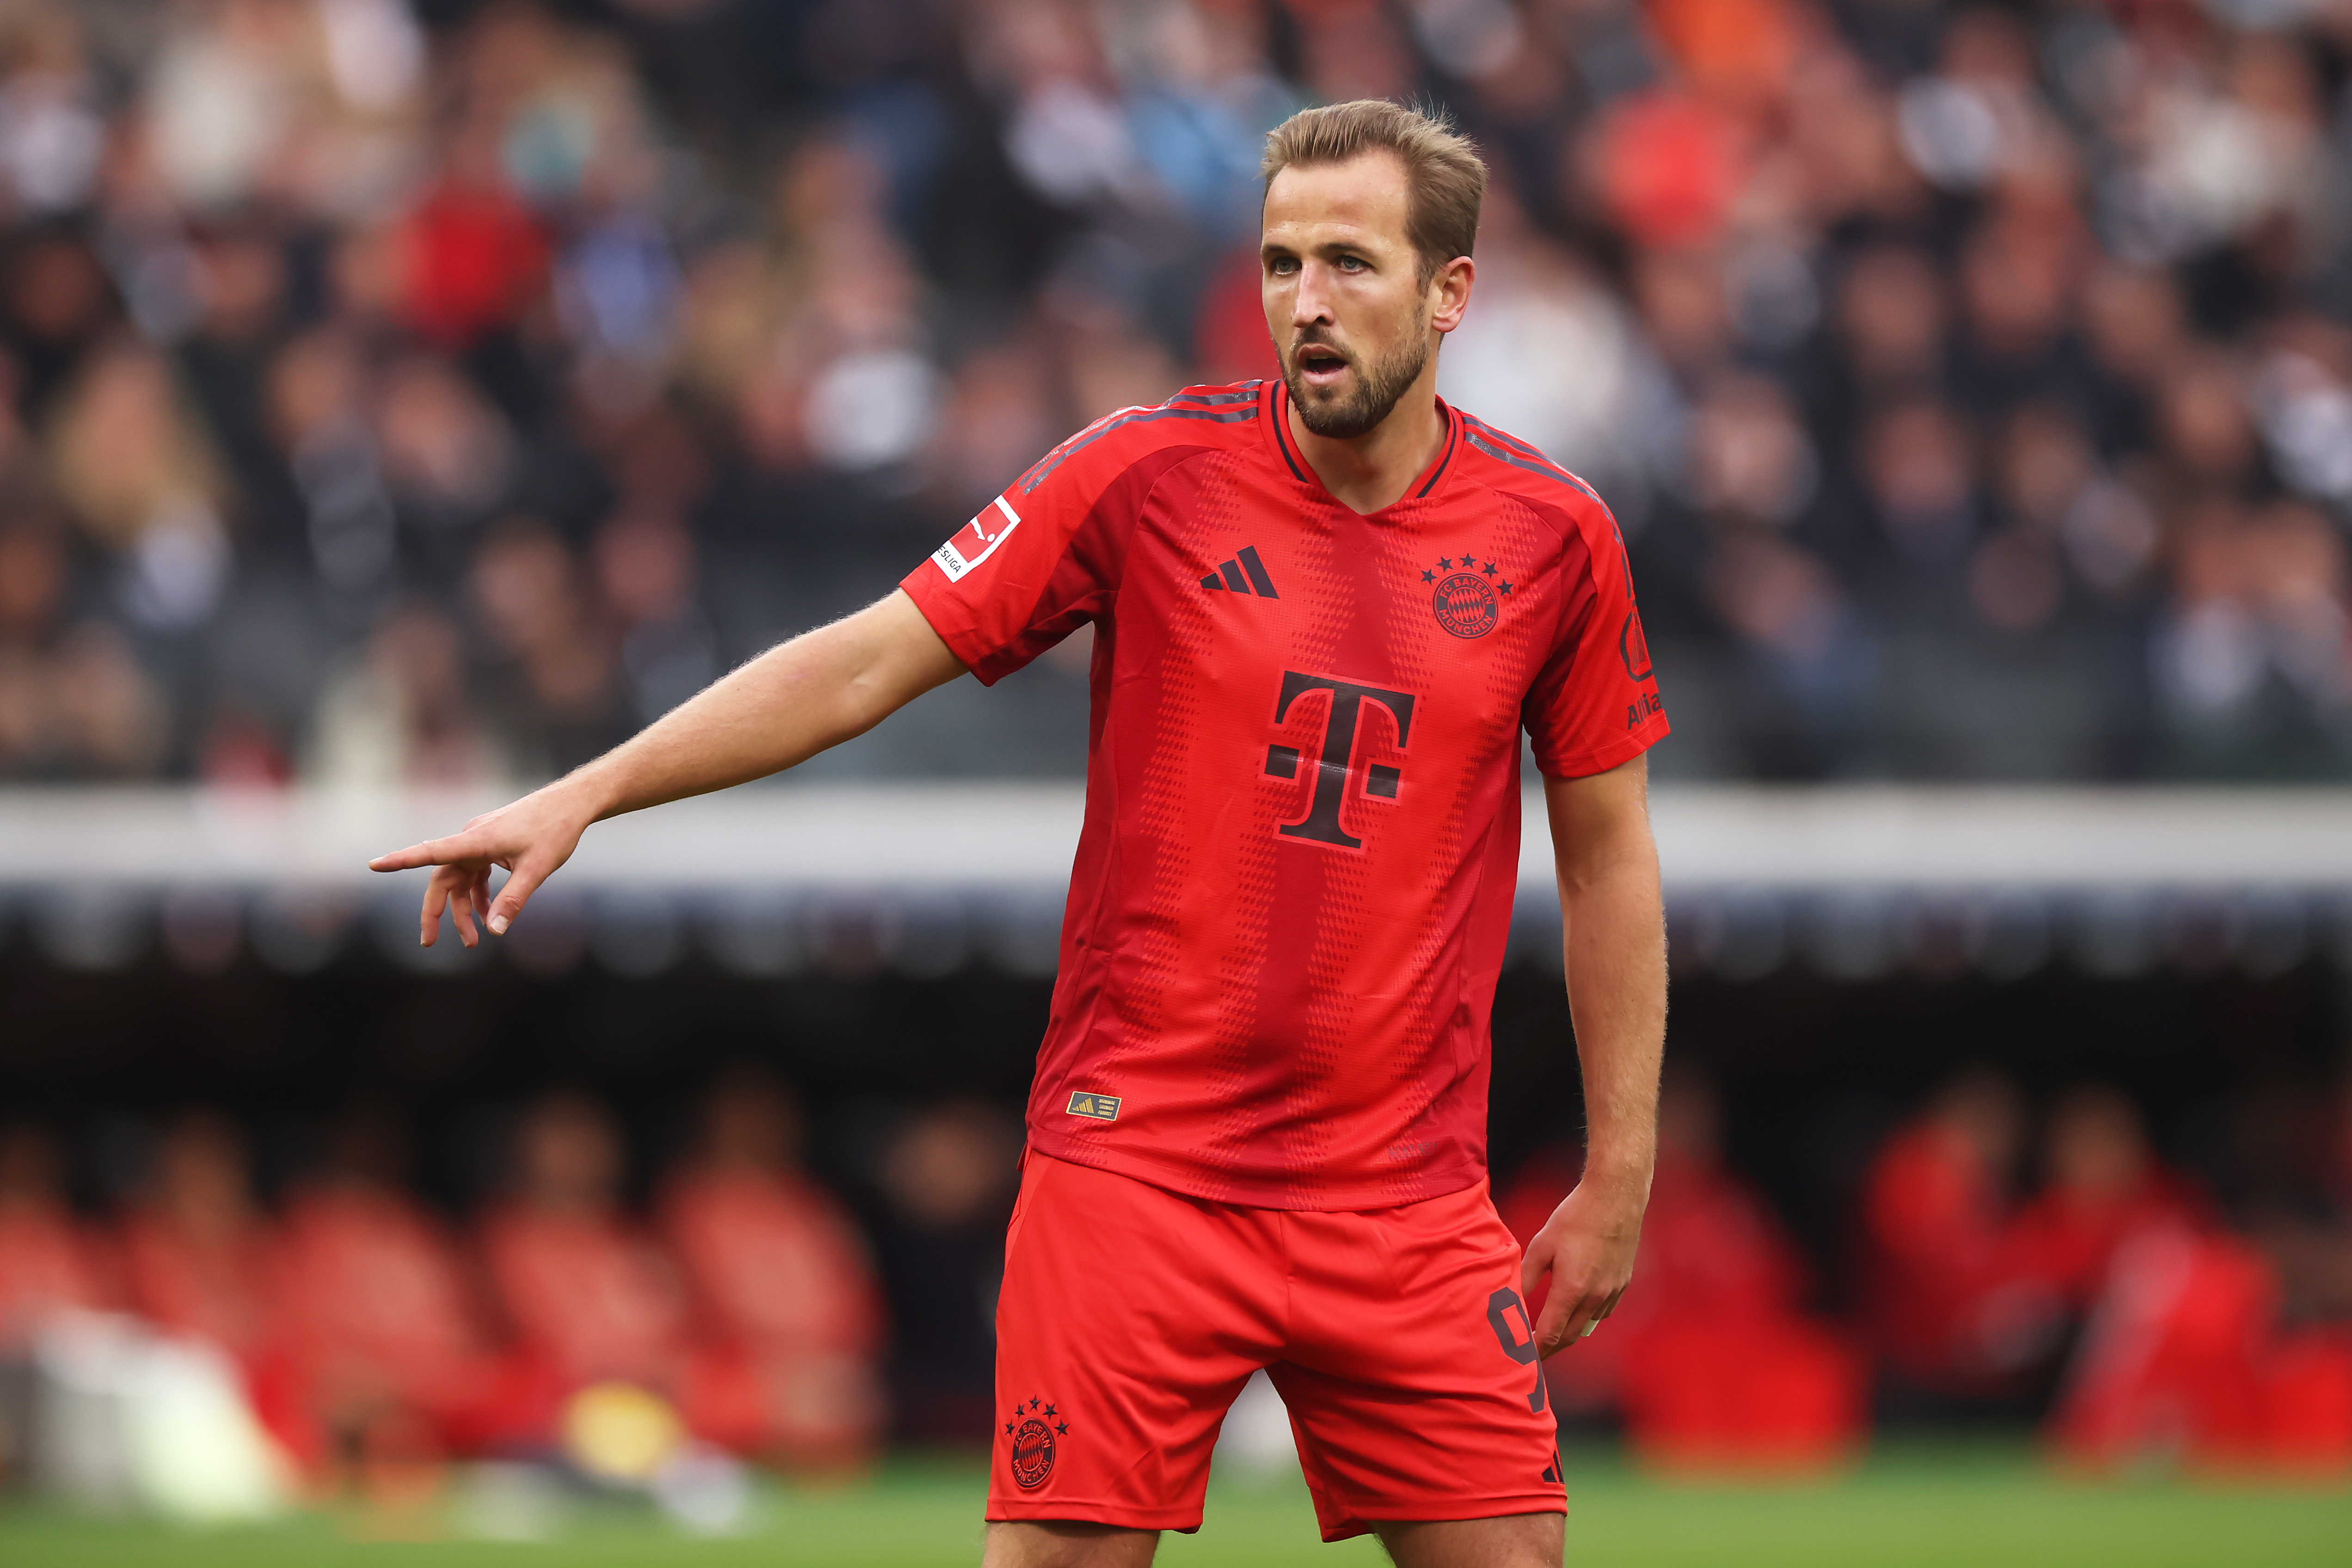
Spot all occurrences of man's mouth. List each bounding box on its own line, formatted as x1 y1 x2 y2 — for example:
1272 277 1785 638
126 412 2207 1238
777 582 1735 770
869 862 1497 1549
1295 343 1350 386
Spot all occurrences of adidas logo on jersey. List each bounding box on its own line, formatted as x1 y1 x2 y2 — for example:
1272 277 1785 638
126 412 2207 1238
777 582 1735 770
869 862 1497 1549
1199 545 1280 598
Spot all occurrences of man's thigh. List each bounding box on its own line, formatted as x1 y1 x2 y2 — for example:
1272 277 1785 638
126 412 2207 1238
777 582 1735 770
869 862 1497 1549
1274 1182 1568 1543
986 1154 1280 1534
1375 1513 1563 1568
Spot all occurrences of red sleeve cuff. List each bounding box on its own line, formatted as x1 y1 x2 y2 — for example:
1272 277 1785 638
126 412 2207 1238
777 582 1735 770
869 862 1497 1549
1533 715 1669 780
899 562 1010 686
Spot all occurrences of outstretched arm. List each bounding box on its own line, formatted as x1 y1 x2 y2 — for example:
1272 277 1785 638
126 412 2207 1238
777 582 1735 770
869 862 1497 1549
368 588 966 946
1518 752 1666 1356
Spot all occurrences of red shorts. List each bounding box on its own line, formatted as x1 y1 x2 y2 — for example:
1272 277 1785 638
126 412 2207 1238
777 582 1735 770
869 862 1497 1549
987 1152 1565 1542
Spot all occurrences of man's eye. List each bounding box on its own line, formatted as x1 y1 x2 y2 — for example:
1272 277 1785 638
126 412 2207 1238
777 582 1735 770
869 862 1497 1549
1337 256 1366 272
1269 257 1298 275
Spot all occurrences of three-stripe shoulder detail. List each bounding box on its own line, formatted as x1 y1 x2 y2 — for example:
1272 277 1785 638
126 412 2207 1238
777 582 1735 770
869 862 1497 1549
1459 416 1601 503
1018 386 1262 495
1163 383 1262 408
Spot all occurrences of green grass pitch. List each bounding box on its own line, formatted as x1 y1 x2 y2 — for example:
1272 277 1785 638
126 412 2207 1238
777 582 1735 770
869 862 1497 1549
0 1442 2343 1566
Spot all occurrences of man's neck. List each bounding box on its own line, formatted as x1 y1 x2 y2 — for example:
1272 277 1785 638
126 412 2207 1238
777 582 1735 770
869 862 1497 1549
1288 372 1447 516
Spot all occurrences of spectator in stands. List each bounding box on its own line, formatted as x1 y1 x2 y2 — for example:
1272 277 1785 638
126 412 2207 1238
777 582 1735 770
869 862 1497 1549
660 1066 885 1470
0 514 168 779
2040 1081 2352 1469
594 503 717 729
0 0 2346 784
2324 1078 2352 1312
1500 1066 1863 1469
2232 1075 2352 1323
306 600 513 790
273 1107 521 1473
867 1100 1019 1446
478 1089 759 1455
116 1110 314 1464
479 1091 684 1397
0 1121 115 1347
47 337 233 637
2009 1084 2211 1317
117 1111 274 1357
1858 1067 2063 1407
1852 1073 2352 1464
465 519 626 778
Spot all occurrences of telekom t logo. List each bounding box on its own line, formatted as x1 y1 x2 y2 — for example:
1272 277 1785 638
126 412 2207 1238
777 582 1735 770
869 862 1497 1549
1262 671 1415 849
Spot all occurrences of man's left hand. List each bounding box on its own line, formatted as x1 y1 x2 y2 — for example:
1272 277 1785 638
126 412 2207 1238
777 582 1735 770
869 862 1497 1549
1519 1172 1647 1356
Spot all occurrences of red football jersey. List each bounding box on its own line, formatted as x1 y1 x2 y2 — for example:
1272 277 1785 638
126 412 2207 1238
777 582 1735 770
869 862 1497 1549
901 378 1666 1209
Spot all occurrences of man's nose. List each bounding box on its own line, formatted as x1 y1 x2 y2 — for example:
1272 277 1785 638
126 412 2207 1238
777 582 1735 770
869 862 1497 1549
1291 261 1335 326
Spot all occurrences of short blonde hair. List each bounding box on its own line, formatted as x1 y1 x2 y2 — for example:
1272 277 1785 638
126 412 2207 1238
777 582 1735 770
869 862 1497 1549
1261 100 1487 287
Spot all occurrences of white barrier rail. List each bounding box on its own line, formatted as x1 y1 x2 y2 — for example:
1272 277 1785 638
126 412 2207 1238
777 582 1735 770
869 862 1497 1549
3 784 2351 893
2 785 2347 980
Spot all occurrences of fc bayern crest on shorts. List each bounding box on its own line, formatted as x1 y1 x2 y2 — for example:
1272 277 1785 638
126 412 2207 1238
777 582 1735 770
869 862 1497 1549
1004 1396 1066 1488
1425 556 1512 639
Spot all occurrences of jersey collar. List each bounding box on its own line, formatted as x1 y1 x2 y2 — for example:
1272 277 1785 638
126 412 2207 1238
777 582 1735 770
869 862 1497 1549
1265 377 1463 514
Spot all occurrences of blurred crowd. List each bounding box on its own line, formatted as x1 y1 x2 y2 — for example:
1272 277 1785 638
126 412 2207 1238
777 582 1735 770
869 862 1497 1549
1501 1063 2352 1471
0 0 2350 786
0 1071 1025 1496
4 1062 2350 1492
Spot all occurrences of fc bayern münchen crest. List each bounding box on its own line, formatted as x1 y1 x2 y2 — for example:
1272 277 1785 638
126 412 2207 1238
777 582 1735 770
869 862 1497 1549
1428 555 1508 639
1005 1396 1066 1488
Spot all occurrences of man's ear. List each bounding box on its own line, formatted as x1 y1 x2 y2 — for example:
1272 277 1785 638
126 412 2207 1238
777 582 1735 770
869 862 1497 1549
1429 255 1475 335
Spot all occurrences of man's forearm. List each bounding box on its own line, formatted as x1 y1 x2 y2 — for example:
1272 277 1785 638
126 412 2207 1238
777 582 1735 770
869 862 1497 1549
1560 855 1666 1187
567 589 964 823
370 589 968 945
1520 760 1665 1351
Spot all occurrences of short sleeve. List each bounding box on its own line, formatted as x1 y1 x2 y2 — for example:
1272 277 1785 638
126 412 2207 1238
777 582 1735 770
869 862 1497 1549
1521 512 1669 778
899 429 1148 686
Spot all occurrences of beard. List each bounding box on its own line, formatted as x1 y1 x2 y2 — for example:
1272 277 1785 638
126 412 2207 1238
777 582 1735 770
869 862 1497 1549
1283 321 1430 440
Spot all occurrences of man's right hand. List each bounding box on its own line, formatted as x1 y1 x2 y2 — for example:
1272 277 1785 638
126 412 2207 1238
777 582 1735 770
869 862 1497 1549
363 588 970 947
368 781 598 948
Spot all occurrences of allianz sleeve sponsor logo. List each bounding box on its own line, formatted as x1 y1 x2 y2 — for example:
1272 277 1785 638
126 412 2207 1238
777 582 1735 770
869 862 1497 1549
931 494 1023 583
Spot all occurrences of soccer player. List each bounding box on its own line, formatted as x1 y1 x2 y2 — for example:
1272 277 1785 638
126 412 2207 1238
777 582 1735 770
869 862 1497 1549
373 100 1668 1568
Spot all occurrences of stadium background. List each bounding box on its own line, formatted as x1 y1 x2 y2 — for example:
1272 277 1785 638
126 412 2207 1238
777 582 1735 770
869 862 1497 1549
0 0 2349 1561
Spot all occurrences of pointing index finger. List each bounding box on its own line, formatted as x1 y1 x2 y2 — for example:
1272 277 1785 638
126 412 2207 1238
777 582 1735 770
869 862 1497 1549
368 843 439 873
369 833 489 874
